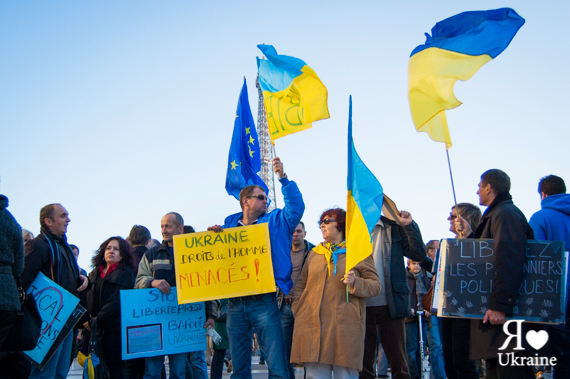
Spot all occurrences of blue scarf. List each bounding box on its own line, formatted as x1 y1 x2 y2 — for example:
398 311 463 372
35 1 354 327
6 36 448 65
315 241 347 276
41 227 80 281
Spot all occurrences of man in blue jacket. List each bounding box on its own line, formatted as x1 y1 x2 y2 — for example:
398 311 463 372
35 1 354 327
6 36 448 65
529 175 570 378
208 157 304 379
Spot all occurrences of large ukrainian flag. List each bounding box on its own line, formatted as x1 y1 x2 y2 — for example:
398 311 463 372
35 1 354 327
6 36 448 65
257 44 329 143
408 8 525 149
346 97 383 273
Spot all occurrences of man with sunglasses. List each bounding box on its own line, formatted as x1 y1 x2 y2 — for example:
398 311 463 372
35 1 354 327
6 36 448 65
208 157 304 379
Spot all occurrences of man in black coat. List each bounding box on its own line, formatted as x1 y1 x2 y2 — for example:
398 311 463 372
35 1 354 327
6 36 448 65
21 203 88 379
456 169 536 379
360 210 426 379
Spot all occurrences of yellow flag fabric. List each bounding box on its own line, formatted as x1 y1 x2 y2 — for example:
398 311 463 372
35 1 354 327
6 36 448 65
408 49 491 149
408 8 525 149
257 45 329 142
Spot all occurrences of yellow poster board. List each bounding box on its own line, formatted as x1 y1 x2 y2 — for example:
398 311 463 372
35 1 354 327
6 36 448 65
173 224 275 304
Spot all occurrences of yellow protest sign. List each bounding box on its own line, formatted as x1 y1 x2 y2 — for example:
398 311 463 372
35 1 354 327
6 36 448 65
173 224 275 304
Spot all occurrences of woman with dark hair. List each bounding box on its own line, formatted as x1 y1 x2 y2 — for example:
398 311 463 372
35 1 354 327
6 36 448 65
291 208 380 379
442 203 482 379
82 237 136 379
126 224 151 274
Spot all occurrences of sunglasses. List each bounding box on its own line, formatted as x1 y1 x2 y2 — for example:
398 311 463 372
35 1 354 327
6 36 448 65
247 194 268 201
320 218 337 225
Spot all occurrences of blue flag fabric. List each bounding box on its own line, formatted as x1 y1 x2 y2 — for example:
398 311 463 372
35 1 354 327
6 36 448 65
225 79 268 200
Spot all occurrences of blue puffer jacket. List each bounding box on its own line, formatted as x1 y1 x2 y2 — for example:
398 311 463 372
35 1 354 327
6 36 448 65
223 178 304 294
529 193 570 246
529 193 570 325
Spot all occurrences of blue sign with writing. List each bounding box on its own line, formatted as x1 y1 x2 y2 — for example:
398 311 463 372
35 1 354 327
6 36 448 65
24 272 85 368
120 288 207 359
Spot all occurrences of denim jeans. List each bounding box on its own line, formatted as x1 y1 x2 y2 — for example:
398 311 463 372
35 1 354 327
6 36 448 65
227 293 288 379
405 320 428 379
426 315 446 379
185 350 208 379
144 353 187 379
29 331 73 379
280 303 295 379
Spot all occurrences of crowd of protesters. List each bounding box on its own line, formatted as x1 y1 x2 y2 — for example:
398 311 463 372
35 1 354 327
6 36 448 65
0 161 569 379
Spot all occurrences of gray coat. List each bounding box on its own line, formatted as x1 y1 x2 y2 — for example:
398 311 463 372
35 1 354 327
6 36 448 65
0 195 24 311
368 217 426 319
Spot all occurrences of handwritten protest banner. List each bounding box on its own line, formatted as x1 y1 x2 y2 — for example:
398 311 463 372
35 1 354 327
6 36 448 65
24 272 86 369
436 239 567 324
120 288 207 360
172 224 275 304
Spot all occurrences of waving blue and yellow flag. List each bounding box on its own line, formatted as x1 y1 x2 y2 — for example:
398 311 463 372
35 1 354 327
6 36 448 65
408 8 525 149
225 79 268 200
346 97 383 273
257 44 329 143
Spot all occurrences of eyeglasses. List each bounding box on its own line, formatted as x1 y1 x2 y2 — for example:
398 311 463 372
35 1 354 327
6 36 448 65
320 218 336 225
247 194 268 201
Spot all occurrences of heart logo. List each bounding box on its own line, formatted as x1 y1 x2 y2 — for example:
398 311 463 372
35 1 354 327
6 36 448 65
526 330 549 350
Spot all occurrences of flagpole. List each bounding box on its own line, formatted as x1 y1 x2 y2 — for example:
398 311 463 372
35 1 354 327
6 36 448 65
272 144 277 209
446 147 463 238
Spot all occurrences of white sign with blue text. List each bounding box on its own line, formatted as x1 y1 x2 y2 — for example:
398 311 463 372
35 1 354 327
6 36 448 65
120 288 207 360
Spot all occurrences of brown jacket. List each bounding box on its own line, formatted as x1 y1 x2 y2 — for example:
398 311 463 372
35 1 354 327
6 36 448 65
291 245 381 370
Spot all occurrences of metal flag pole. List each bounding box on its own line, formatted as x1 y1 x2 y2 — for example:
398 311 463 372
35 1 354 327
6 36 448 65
271 143 277 209
446 147 463 238
256 73 277 210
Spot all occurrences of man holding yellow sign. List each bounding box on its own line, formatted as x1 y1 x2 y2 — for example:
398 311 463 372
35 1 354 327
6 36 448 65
208 157 304 379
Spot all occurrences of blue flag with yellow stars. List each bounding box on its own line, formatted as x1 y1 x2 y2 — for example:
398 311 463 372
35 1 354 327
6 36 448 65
225 78 269 201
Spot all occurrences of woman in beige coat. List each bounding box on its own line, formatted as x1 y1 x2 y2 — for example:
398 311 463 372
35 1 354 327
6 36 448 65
291 208 381 379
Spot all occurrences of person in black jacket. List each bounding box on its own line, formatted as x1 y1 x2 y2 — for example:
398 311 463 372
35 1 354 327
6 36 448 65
441 203 481 379
455 169 536 379
0 195 29 379
82 236 136 379
22 203 88 379
0 195 24 348
126 225 151 275
124 225 151 379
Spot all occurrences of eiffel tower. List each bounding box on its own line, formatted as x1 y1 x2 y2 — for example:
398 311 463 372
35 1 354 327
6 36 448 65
255 75 276 211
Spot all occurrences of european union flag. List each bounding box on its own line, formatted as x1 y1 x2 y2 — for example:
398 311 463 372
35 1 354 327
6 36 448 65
225 79 268 201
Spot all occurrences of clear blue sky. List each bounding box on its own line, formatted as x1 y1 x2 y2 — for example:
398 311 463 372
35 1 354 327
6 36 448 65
1 1 568 271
